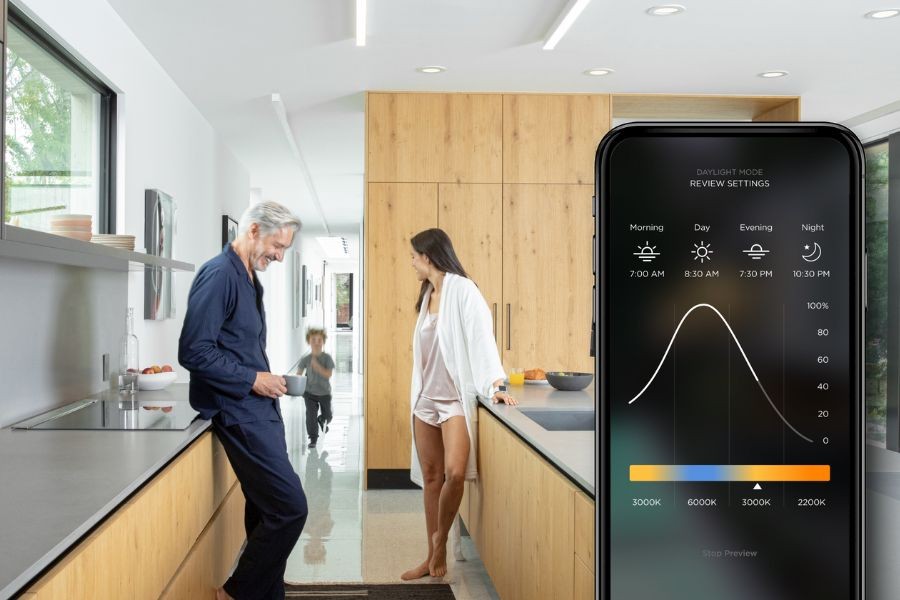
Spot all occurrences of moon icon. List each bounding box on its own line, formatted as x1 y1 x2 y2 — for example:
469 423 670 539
801 242 822 263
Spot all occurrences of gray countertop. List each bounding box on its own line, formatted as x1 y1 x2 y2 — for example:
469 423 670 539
478 381 595 499
0 384 209 600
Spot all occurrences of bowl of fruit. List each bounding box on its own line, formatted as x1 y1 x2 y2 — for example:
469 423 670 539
138 364 177 391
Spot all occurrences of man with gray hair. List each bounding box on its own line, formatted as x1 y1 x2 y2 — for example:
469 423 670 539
179 201 306 600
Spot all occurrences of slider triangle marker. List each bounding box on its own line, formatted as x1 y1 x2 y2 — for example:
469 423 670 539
753 483 762 491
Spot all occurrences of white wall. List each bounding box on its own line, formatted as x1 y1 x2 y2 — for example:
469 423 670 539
261 229 327 375
16 0 251 380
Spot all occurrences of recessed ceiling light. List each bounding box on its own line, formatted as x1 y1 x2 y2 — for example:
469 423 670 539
584 68 615 76
317 236 352 257
758 70 789 78
417 66 447 74
647 4 685 16
865 8 900 18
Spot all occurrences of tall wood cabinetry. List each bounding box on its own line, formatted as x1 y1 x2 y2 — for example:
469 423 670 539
364 91 801 483
364 92 606 482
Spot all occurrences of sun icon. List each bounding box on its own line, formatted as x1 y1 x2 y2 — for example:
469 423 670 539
633 241 660 263
691 241 713 263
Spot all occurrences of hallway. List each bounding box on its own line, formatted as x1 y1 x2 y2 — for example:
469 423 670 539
280 373 500 599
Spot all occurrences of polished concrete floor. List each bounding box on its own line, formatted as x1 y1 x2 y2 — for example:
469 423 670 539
866 444 900 599
280 373 500 599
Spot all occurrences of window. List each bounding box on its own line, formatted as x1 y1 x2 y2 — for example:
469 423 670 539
866 141 889 447
3 6 115 235
335 273 353 330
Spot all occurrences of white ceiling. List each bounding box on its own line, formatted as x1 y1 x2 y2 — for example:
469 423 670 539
106 0 900 234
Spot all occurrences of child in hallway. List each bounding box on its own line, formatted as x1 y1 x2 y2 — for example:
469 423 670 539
297 327 335 449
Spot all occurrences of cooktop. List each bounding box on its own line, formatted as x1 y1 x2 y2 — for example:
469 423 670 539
11 393 199 431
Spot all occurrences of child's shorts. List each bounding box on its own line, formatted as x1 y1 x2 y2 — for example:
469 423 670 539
413 395 464 427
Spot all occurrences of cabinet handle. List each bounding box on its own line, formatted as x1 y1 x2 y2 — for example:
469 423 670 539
506 303 511 350
492 303 498 341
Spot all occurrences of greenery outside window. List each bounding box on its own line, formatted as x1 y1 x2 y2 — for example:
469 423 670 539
3 6 116 235
866 141 889 447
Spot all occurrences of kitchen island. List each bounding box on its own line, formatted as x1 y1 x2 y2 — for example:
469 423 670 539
476 381 594 496
0 384 242 599
460 382 596 600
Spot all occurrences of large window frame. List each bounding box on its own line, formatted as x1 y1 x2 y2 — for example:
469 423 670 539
2 4 117 235
865 133 900 450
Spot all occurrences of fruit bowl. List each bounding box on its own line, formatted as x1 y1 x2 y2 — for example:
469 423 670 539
138 371 177 391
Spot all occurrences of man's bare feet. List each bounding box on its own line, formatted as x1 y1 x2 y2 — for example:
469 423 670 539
216 587 234 600
429 532 448 578
401 559 431 581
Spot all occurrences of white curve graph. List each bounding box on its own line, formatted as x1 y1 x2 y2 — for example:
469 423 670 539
628 303 814 444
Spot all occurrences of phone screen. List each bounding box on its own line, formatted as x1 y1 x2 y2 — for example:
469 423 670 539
598 125 863 600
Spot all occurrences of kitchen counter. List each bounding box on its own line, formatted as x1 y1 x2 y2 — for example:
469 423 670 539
0 384 209 600
478 382 595 498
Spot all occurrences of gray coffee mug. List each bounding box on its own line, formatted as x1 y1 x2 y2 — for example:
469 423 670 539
284 374 307 396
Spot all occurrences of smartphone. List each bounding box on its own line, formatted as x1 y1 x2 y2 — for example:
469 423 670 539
596 123 863 600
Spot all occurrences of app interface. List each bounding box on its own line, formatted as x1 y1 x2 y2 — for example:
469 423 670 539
606 134 858 599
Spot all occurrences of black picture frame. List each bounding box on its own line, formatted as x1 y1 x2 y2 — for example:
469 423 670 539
301 264 309 318
292 251 301 329
222 215 238 247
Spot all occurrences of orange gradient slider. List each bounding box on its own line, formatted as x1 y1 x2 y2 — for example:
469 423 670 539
629 464 831 482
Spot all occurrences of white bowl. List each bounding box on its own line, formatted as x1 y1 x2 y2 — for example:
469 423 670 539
138 371 177 391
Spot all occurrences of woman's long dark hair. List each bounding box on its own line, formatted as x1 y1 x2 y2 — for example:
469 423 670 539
412 228 471 312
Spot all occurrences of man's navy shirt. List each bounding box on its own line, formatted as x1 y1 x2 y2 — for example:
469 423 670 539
179 244 280 425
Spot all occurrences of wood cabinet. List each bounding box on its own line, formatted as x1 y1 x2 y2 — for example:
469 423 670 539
160 483 246 599
367 92 502 183
502 184 594 373
462 408 593 600
365 183 438 472
574 490 595 571
575 555 596 600
503 94 610 184
23 432 242 599
437 183 503 349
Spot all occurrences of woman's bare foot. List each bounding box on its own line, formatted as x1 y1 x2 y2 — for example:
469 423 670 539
429 532 448 577
216 587 234 600
401 559 432 580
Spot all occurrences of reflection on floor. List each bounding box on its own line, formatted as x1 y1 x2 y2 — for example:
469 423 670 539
867 444 900 599
280 374 499 600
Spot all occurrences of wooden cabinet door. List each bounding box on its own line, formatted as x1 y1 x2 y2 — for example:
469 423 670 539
365 183 437 471
367 92 502 183
503 94 610 184
437 184 503 351
477 409 577 600
503 184 594 373
574 556 595 600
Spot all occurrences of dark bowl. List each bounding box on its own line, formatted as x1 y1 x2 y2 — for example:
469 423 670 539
545 371 593 391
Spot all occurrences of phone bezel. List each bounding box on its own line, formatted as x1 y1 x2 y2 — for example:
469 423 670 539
594 122 865 600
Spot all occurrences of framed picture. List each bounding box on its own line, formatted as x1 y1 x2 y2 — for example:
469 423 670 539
301 264 309 318
292 251 301 328
221 215 238 247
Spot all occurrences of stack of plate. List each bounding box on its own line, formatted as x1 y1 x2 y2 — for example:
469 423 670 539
49 214 92 242
91 234 136 251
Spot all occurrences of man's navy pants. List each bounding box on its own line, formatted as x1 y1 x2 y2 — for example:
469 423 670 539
214 417 308 600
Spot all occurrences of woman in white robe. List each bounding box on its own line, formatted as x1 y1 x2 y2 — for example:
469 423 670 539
401 228 517 581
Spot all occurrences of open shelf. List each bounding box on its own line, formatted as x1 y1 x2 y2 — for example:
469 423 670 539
0 224 194 272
